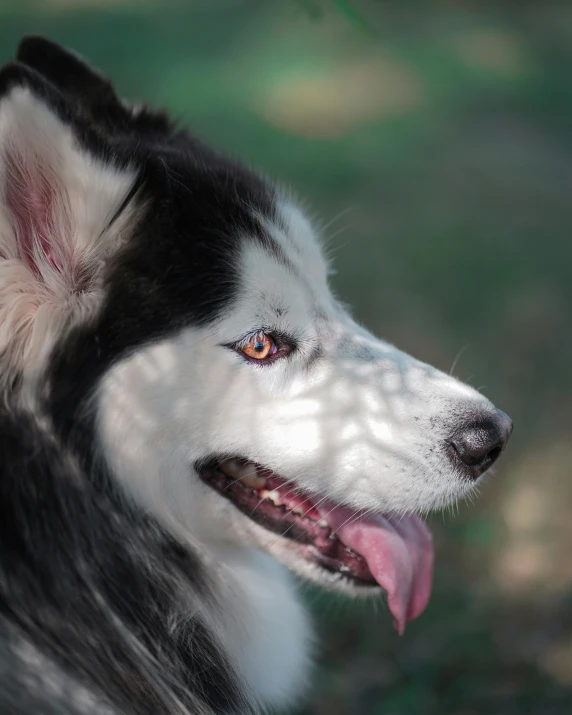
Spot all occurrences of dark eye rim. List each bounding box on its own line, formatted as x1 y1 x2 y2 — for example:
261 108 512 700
224 329 296 366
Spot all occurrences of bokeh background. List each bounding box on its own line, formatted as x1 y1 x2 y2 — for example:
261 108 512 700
2 1 571 713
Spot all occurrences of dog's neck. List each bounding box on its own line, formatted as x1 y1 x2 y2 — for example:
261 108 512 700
209 546 313 710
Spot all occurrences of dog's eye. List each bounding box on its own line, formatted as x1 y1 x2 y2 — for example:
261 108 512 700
241 333 276 360
227 330 293 365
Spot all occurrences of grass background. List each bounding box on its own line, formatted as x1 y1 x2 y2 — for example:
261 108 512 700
2 1 571 712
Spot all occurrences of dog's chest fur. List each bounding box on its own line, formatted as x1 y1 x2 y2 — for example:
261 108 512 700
210 548 312 708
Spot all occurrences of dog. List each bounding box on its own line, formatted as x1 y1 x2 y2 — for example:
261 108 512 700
0 37 512 714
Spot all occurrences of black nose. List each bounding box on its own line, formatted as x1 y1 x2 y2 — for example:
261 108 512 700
447 409 513 479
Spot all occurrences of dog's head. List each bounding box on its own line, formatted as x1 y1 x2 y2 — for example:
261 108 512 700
0 38 512 633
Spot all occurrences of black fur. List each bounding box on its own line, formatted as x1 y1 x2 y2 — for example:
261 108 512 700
0 408 247 714
0 36 284 714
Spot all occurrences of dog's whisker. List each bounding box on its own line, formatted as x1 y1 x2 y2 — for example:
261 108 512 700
449 344 469 377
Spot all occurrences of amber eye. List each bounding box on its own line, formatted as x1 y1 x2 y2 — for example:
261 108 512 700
241 333 275 360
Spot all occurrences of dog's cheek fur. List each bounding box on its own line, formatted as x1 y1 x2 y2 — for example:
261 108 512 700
94 344 315 710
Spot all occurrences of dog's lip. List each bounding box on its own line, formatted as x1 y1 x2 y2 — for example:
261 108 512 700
197 457 434 634
197 458 378 584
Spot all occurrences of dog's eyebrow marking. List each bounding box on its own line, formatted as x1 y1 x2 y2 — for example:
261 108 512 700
255 229 299 274
249 209 302 275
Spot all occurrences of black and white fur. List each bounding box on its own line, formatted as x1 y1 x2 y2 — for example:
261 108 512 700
0 38 509 714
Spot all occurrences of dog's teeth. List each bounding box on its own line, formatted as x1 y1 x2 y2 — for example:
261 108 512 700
240 472 266 489
268 491 283 506
317 519 329 528
219 459 244 478
260 489 283 506
219 459 265 488
291 506 304 516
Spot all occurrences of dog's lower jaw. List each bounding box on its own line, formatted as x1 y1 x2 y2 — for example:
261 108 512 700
204 545 314 712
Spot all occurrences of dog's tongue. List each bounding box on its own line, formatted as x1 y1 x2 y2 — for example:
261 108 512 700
318 504 434 634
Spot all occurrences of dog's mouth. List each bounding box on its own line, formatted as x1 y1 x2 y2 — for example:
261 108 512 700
199 458 434 634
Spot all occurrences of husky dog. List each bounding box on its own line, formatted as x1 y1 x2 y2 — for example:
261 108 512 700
0 37 512 715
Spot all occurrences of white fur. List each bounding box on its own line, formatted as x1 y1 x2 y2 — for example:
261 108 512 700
0 88 138 380
95 199 494 709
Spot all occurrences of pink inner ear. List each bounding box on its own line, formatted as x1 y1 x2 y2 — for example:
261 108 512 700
5 148 63 277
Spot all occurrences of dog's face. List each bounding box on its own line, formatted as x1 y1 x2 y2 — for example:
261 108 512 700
0 38 512 634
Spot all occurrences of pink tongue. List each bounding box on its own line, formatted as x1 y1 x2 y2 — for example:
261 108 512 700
318 504 434 635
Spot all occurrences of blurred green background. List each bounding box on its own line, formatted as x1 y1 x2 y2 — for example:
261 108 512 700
2 1 571 712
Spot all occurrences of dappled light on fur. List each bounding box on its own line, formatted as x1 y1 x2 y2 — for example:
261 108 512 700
0 35 513 715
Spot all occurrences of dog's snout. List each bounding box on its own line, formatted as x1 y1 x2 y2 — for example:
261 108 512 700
447 409 513 480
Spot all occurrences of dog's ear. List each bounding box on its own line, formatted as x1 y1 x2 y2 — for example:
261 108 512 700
0 62 140 374
17 35 121 109
17 36 177 142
